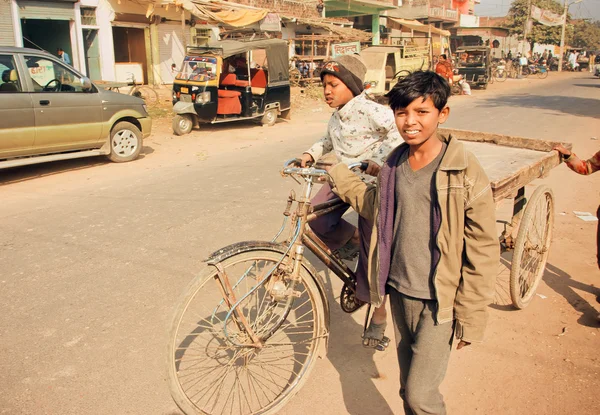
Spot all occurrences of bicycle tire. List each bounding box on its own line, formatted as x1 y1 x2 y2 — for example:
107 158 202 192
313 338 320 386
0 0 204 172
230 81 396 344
521 66 531 77
509 186 554 309
132 85 160 107
537 69 548 79
494 69 508 82
167 249 326 415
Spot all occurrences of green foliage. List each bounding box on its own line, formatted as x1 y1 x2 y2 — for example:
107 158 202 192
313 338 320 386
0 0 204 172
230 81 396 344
504 0 567 47
571 20 600 50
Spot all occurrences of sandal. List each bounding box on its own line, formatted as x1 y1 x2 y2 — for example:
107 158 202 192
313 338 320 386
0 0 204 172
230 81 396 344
362 321 390 351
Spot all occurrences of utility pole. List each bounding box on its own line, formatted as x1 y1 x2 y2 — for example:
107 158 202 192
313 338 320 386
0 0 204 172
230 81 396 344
522 0 533 55
558 0 582 72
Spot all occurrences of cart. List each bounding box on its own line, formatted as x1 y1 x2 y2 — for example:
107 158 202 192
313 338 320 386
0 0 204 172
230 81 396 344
439 128 571 309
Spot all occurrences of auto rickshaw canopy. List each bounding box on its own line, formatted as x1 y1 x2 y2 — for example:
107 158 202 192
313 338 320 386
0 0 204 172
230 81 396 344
187 39 289 83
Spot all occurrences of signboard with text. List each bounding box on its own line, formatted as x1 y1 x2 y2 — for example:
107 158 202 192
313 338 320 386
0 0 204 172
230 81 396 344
331 42 361 58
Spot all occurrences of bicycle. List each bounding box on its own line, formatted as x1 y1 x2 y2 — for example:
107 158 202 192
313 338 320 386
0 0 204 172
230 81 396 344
104 73 160 107
167 159 387 415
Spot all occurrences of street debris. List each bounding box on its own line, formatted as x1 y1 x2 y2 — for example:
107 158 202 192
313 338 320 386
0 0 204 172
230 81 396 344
558 327 568 336
536 293 547 299
573 211 599 222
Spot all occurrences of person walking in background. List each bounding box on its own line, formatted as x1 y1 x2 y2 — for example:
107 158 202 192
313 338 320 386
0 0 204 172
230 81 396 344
57 48 71 65
434 54 453 85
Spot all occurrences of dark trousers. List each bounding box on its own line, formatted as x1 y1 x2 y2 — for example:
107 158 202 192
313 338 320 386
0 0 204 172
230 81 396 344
389 288 455 415
309 183 373 302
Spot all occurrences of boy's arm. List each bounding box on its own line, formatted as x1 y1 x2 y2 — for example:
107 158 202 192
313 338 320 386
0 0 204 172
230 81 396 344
454 155 500 344
565 150 600 175
328 163 377 222
368 107 404 166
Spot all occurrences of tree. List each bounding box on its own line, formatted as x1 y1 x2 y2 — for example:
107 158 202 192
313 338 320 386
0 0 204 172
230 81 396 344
571 20 600 50
503 0 571 50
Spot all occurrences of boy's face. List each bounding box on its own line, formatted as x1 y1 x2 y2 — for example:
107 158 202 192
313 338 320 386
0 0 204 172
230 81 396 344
394 96 449 146
322 74 354 108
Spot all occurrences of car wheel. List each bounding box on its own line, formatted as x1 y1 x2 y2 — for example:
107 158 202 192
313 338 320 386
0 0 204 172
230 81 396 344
172 114 194 136
261 109 277 126
107 121 143 163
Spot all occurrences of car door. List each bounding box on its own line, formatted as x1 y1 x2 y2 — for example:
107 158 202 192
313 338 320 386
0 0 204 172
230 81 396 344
0 53 35 159
23 54 103 153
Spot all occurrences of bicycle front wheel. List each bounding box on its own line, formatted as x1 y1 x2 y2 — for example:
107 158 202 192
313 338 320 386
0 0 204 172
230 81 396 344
537 69 548 79
167 249 326 415
132 85 160 107
494 69 508 82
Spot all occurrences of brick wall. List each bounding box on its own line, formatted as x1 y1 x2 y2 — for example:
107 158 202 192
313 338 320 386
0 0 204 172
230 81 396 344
228 0 322 18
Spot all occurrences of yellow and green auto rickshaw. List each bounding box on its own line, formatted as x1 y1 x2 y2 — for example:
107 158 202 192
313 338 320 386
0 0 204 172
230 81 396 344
171 38 291 135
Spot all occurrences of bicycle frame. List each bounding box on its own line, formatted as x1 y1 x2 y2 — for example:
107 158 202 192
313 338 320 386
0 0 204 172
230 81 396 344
213 161 363 346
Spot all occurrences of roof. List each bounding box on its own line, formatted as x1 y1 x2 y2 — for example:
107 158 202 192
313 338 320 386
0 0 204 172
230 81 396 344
189 38 288 57
477 16 508 27
361 46 403 54
0 46 54 55
387 17 451 36
455 46 490 51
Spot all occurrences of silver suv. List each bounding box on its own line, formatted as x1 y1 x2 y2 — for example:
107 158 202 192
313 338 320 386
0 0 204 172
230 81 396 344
0 47 152 169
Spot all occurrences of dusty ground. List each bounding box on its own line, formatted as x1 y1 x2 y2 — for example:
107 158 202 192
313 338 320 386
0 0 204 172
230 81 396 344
0 72 599 415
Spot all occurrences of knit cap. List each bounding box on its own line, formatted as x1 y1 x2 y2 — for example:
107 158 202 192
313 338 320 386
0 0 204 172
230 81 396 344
319 54 367 96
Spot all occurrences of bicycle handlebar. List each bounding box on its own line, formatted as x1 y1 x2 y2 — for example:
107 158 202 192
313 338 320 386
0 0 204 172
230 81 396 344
282 159 367 177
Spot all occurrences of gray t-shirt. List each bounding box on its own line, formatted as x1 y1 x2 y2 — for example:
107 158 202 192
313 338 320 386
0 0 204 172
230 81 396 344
387 143 446 300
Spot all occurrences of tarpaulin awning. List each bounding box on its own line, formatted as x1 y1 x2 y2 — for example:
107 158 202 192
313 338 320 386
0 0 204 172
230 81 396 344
178 0 269 27
387 17 450 37
281 15 372 42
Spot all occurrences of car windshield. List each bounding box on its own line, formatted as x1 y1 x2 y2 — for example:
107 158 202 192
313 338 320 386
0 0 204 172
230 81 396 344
176 56 218 82
457 51 486 68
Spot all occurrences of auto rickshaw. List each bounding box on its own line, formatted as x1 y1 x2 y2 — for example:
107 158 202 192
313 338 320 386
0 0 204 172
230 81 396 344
455 46 491 89
171 39 291 135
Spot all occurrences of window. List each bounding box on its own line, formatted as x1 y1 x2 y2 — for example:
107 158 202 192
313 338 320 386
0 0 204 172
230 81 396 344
192 28 211 46
81 7 97 26
0 55 22 93
176 56 218 82
24 56 86 93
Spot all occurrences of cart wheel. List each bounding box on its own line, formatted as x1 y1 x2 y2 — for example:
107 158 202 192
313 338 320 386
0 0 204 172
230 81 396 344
509 185 554 309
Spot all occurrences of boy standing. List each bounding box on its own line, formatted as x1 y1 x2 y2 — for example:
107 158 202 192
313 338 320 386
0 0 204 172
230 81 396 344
326 71 499 414
298 54 403 348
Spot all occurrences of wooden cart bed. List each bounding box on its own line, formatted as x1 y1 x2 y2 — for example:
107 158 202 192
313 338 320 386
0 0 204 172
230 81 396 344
439 128 571 202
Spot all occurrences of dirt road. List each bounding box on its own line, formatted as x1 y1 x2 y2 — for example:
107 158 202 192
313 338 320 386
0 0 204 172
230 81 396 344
0 72 598 415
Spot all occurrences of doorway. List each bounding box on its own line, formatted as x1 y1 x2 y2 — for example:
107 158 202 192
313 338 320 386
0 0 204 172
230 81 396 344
83 29 102 81
21 19 72 61
112 26 149 84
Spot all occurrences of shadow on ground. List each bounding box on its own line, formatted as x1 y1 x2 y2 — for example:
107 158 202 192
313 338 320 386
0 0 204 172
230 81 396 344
478 94 600 118
543 262 600 327
0 146 154 186
492 250 600 327
573 83 600 89
305 250 395 415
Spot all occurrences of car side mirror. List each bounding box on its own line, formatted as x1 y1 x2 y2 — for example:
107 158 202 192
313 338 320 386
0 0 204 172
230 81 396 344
81 76 92 91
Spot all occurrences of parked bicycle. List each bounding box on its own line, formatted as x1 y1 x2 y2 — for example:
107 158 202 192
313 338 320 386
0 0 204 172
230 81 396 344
101 73 160 107
167 159 382 415
522 63 549 79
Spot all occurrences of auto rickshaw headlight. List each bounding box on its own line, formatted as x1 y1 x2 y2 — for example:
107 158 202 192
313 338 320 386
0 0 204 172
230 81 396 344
195 91 211 104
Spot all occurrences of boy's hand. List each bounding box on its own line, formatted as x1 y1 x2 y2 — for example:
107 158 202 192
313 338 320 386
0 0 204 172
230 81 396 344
363 160 381 176
456 340 471 350
300 153 314 167
553 145 571 157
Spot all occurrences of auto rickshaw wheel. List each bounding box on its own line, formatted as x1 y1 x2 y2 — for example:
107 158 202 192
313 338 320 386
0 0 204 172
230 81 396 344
172 114 193 136
261 109 277 127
